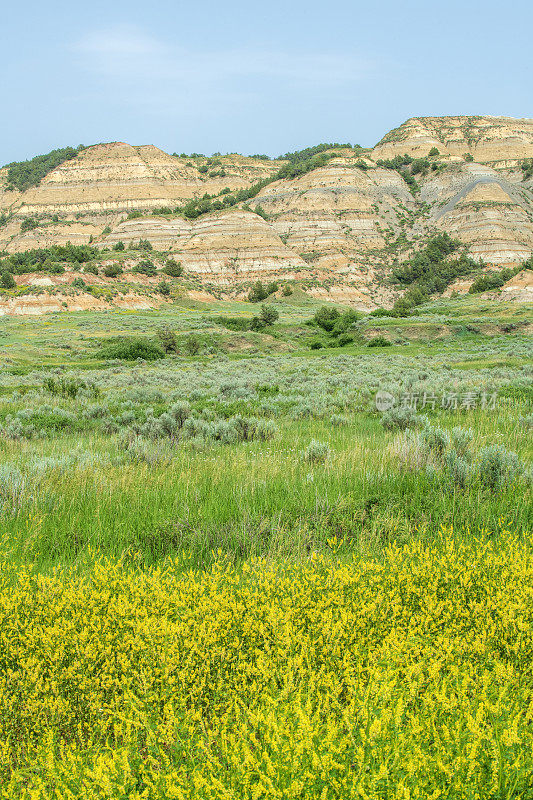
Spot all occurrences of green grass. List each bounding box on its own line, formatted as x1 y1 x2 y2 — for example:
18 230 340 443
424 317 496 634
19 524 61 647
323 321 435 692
0 296 531 574
2 419 530 575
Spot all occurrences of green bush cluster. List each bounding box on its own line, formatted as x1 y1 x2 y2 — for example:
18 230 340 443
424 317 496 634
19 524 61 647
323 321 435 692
0 244 99 275
216 304 279 332
276 143 353 163
381 406 419 431
375 151 443 191
388 234 478 315
162 259 183 277
102 265 123 278
416 425 526 491
468 265 523 294
308 306 358 347
43 376 99 399
248 281 279 303
156 328 179 353
133 260 157 277
368 336 392 348
521 159 533 180
150 206 174 216
131 239 152 252
4 146 85 192
215 316 251 332
0 271 16 289
303 439 330 463
250 304 279 330
99 337 165 361
20 217 39 233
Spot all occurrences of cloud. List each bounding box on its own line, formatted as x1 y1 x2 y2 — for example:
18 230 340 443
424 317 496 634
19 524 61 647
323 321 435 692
78 27 163 59
72 25 374 90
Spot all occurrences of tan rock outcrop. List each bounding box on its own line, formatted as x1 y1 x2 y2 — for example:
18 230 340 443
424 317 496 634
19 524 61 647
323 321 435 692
500 269 533 301
173 210 307 280
103 209 308 281
373 116 533 163
250 162 418 282
0 292 158 317
417 163 533 264
1 143 280 218
104 216 193 251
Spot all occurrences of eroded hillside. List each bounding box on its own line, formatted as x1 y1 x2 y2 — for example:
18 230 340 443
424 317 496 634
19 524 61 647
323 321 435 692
1 116 532 313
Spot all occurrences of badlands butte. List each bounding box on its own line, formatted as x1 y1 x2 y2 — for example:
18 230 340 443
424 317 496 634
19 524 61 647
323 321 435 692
1 114 533 314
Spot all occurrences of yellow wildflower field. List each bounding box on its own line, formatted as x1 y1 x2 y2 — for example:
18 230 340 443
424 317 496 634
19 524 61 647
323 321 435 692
1 529 532 799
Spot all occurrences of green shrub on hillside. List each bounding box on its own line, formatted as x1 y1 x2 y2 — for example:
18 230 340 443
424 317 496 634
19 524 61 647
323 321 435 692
248 281 278 303
216 304 279 333
129 239 153 252
20 217 39 233
468 266 521 294
390 234 478 315
375 152 441 190
312 306 340 332
4 146 85 192
174 144 356 222
163 259 183 277
2 244 99 274
215 316 251 332
331 310 358 336
184 334 201 356
521 159 533 181
277 143 352 163
1 271 16 289
336 334 354 347
369 307 395 317
133 260 157 277
103 265 123 278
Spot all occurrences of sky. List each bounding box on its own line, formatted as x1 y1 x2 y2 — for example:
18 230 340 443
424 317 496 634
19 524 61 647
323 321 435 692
2 0 532 164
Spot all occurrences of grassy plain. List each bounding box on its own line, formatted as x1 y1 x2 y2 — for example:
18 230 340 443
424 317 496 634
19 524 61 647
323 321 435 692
0 295 532 797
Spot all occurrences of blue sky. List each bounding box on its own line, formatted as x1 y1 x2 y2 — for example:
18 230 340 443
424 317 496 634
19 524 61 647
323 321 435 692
2 0 532 164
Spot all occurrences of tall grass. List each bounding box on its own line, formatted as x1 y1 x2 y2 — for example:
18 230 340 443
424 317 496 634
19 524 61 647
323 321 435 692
1 411 530 573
